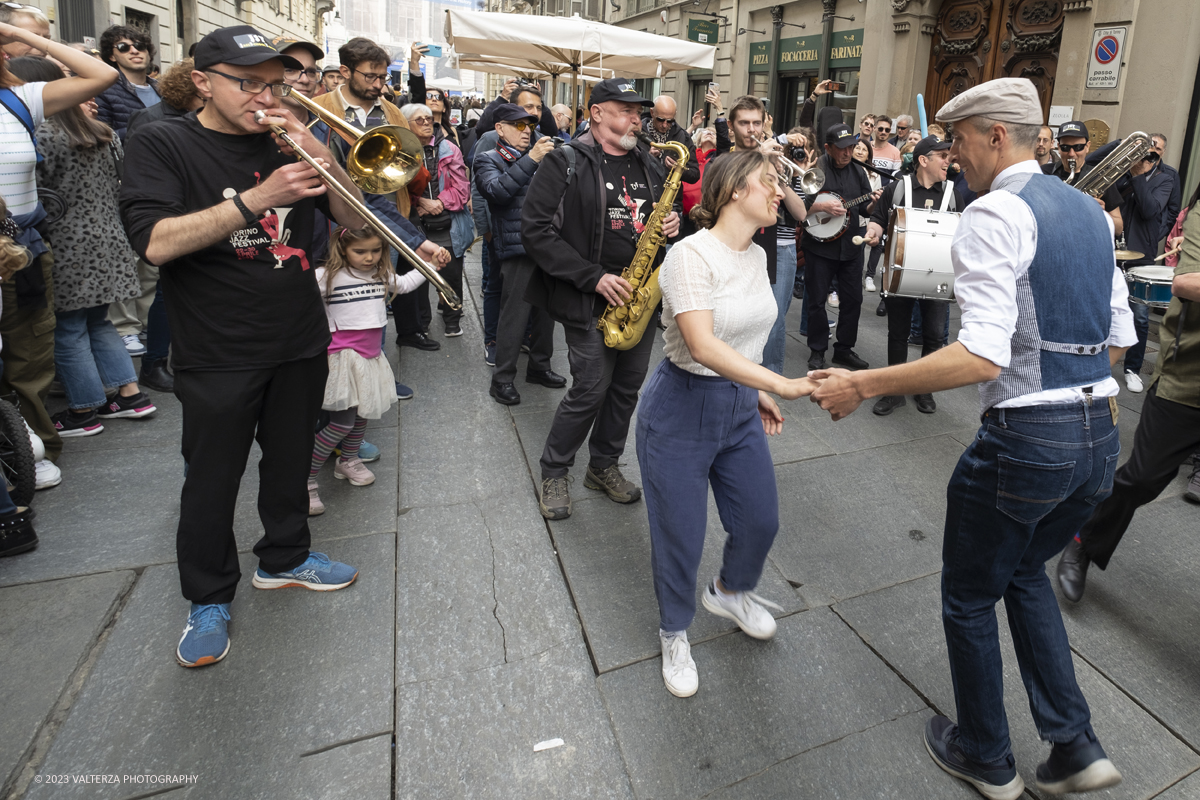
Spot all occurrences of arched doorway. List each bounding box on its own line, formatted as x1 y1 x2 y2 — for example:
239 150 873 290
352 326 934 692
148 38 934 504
925 0 1064 122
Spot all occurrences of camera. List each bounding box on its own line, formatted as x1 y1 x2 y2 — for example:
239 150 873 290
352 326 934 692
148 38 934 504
551 137 565 149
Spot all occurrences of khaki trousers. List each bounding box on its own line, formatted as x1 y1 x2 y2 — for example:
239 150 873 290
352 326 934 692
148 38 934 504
107 258 158 336
0 248 62 462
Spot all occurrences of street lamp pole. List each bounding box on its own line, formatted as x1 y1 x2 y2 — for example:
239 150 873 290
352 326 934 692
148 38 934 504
767 5 783 126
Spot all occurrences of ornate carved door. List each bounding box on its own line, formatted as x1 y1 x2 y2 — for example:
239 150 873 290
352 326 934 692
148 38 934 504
926 0 1064 123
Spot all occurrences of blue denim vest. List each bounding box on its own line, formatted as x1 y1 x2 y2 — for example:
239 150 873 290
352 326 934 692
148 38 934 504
979 171 1114 410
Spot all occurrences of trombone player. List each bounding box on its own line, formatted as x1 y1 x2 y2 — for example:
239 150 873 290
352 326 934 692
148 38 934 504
120 26 367 669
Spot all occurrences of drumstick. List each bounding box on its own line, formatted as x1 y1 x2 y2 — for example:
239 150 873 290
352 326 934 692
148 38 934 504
852 235 865 245
1154 246 1182 262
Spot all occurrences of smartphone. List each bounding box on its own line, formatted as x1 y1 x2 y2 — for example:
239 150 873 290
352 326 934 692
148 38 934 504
828 81 844 91
424 44 443 58
708 82 719 91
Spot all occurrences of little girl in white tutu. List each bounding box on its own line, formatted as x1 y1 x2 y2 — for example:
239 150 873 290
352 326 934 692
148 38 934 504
308 226 426 515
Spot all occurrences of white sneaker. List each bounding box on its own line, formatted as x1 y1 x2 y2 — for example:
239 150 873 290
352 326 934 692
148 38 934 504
660 630 698 698
34 459 61 490
865 276 876 293
828 291 840 308
121 334 146 356
701 579 783 640
1124 370 1143 393
24 419 45 462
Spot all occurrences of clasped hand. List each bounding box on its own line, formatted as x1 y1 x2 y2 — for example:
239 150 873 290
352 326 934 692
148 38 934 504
807 367 865 421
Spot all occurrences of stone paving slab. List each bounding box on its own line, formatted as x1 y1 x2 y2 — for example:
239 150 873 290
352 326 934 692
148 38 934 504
395 496 580 686
704 709 988 800
767 435 965 603
547 485 806 674
1056 498 1200 752
834 573 1200 799
394 641 634 800
0 570 134 791
293 735 392 800
1154 771 1200 799
596 608 927 800
27 534 395 799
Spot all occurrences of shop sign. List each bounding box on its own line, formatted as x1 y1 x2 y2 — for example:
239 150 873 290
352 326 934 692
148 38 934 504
828 29 863 68
749 41 772 72
687 19 719 45
778 35 820 69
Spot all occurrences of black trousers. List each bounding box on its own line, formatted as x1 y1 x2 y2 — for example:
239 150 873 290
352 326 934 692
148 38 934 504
175 355 327 604
884 296 948 366
803 249 864 353
540 321 655 480
493 256 553 384
416 227 463 327
1079 382 1200 569
391 258 424 337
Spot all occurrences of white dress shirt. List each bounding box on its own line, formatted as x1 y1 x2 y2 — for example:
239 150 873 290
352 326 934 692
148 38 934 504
951 160 1138 408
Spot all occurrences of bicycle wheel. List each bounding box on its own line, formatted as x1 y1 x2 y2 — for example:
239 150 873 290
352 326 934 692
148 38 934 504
0 399 36 506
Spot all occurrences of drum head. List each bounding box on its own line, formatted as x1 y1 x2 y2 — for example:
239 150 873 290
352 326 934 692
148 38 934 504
1127 266 1174 282
883 208 906 295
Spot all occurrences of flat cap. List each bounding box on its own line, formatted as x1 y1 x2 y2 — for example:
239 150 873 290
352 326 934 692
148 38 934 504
935 78 1042 125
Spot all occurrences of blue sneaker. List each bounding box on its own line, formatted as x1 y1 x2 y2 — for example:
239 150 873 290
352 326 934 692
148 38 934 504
176 603 231 667
484 341 496 367
251 552 358 591
334 441 380 463
396 382 414 400
924 715 1024 800
1036 728 1121 794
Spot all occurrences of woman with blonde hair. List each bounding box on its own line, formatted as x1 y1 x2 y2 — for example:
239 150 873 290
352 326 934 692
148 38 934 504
637 150 818 698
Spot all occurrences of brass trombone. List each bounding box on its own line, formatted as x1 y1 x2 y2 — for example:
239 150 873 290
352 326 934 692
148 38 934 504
758 134 825 194
256 94 462 310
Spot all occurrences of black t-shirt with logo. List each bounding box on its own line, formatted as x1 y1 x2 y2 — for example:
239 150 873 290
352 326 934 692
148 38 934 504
120 112 331 371
1045 162 1123 213
600 152 655 273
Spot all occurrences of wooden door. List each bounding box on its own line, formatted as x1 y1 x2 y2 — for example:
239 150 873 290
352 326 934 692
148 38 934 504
925 0 1064 123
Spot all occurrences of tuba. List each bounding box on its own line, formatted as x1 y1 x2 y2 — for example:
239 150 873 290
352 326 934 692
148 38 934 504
597 134 689 350
1068 131 1152 198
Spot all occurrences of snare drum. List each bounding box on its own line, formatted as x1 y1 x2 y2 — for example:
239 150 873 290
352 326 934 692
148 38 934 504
1125 266 1174 308
881 207 960 300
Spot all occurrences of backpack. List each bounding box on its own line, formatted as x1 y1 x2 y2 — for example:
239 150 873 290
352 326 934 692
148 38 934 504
0 88 43 164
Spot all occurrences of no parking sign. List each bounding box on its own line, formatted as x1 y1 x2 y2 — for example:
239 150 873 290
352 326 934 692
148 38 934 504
1086 27 1127 89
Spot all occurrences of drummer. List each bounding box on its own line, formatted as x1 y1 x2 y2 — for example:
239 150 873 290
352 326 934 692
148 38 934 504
1045 121 1124 238
861 135 963 416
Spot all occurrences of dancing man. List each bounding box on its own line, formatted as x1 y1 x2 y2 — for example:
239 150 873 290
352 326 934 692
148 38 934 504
811 78 1135 798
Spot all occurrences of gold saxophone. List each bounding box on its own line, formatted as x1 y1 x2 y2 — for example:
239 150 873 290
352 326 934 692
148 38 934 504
597 136 690 350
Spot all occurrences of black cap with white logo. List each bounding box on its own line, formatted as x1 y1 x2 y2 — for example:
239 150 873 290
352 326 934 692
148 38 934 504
913 135 951 159
1058 120 1089 140
588 78 653 107
194 25 302 71
825 123 856 148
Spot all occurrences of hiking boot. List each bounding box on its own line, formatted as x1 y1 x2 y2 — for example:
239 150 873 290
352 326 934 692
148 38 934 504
539 476 572 520
584 464 641 504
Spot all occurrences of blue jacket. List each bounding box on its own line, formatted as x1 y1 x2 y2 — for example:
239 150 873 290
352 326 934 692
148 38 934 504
474 134 543 261
95 71 159 142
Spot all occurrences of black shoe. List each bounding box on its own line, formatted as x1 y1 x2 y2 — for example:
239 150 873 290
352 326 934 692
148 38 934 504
1056 536 1090 602
0 506 37 557
914 393 937 414
924 715 1024 800
876 298 887 316
96 391 156 419
139 359 174 393
397 332 440 351
1035 728 1121 795
792 284 804 300
908 335 922 347
807 351 827 371
489 381 521 406
832 350 869 370
526 369 567 389
444 322 463 337
52 408 104 438
872 395 906 416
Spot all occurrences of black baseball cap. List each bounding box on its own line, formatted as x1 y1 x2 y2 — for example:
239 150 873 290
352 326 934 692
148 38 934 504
1058 120 1089 140
494 103 538 124
193 26 302 72
589 78 653 107
913 135 951 159
270 35 324 62
825 123 856 148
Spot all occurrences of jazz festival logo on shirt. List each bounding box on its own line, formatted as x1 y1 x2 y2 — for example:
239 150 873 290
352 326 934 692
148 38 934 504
606 177 650 238
222 183 311 271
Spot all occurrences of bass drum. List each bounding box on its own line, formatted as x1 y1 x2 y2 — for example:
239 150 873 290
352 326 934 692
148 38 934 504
882 207 960 300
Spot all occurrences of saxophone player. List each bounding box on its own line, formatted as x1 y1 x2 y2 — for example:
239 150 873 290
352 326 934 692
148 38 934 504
522 78 681 520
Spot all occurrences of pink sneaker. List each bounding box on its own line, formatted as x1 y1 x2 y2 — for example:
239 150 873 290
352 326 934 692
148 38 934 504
334 457 375 486
307 479 325 516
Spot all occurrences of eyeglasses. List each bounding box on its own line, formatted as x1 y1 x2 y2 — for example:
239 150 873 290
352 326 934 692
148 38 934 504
875 126 890 131
653 116 674 124
352 68 388 84
895 125 908 132
115 41 146 54
206 69 293 97
1059 142 1088 153
284 67 320 81
410 115 433 125
503 120 535 132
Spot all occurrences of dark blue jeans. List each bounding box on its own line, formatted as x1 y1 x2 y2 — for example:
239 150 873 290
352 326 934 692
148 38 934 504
1123 300 1150 374
910 302 951 346
481 239 503 346
636 360 779 632
942 401 1119 763
145 281 170 363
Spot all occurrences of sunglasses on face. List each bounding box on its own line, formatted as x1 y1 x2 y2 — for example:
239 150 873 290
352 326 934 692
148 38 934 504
506 120 535 132
653 116 674 124
426 92 442 100
896 125 908 132
1059 143 1087 153
410 116 433 125
115 41 146 53
876 126 889 131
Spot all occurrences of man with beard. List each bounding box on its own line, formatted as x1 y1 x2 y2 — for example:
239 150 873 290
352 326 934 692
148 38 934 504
1035 125 1059 171
521 79 681 519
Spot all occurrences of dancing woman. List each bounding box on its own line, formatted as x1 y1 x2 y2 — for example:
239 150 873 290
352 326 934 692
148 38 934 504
636 150 818 698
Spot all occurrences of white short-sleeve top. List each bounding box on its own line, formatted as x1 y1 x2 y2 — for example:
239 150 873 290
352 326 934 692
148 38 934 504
658 227 777 377
0 82 47 215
